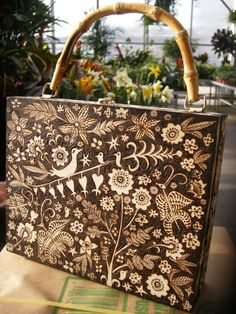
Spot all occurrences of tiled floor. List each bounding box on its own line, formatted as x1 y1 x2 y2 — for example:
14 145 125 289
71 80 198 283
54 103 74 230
214 106 236 246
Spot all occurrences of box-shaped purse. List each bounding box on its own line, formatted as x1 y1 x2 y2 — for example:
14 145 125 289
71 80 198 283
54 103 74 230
6 3 226 312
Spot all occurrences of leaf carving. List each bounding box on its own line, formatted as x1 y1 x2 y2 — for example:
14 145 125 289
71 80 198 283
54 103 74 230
24 102 58 121
181 118 215 139
23 165 49 175
37 220 74 264
90 120 125 136
172 276 193 286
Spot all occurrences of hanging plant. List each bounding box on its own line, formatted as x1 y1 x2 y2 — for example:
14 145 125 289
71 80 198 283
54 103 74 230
142 0 178 26
228 10 236 24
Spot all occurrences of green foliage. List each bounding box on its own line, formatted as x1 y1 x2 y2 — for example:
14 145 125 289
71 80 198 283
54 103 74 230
163 37 197 60
142 0 178 26
0 0 59 97
214 65 236 85
228 10 236 24
211 28 236 66
82 20 119 61
196 63 216 80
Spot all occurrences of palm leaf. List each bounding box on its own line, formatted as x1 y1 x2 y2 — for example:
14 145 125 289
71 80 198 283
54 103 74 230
24 102 58 121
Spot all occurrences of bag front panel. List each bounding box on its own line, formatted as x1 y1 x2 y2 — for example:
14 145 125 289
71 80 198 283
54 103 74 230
6 97 224 312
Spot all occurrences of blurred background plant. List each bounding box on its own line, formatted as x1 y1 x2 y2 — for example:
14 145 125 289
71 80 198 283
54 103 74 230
58 57 173 106
0 0 60 98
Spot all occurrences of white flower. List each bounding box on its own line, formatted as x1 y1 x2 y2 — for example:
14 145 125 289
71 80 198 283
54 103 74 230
52 146 69 166
100 196 115 211
79 236 98 256
188 205 204 219
130 90 137 101
153 80 163 96
132 187 151 210
161 86 173 103
158 260 172 274
17 222 37 243
24 245 34 258
146 274 170 298
161 123 185 144
108 168 133 195
113 68 132 87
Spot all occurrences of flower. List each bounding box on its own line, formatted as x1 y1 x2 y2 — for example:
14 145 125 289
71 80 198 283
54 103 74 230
59 105 96 145
193 221 203 232
188 205 204 219
163 236 184 260
124 205 134 215
24 245 34 258
180 158 195 171
52 146 69 166
13 148 26 161
182 233 200 250
127 112 159 141
146 274 170 298
73 208 83 218
142 85 153 103
27 136 45 157
183 300 192 311
113 68 132 87
100 196 115 211
74 76 94 96
129 272 142 284
63 260 74 273
158 260 172 274
132 187 151 210
91 137 102 149
135 213 148 226
70 221 84 234
108 168 133 195
122 282 132 292
183 138 198 154
79 236 98 255
168 294 178 306
149 65 161 78
115 108 128 119
152 228 162 239
7 111 32 145
138 174 151 186
161 86 173 103
161 123 185 144
129 90 137 101
188 179 206 198
17 223 37 243
203 133 214 146
153 80 163 96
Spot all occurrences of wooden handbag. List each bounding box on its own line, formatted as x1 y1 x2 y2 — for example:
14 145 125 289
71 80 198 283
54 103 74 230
6 3 226 312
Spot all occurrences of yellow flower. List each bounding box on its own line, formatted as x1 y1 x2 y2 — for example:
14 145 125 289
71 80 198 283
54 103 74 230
153 80 163 96
149 65 161 78
74 76 94 96
142 85 153 103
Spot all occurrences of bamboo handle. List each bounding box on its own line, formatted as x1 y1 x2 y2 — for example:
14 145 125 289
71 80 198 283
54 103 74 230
49 2 199 103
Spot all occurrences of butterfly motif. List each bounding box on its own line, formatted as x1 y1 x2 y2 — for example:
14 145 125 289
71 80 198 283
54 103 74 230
38 220 74 264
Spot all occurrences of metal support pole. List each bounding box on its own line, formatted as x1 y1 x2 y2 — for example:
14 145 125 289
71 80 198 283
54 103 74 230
96 0 99 9
51 0 56 54
190 0 194 40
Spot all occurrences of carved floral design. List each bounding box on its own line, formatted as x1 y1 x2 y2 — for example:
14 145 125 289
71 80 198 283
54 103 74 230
6 97 223 312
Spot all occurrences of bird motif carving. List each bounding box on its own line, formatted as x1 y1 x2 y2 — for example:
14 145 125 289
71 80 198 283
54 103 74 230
50 148 82 178
114 151 122 167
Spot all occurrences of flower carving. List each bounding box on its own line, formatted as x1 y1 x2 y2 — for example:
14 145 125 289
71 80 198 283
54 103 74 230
146 274 170 298
132 187 151 210
17 222 37 243
59 105 96 144
7 111 32 145
108 168 133 195
79 236 98 256
161 123 184 144
52 146 69 166
127 112 159 141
